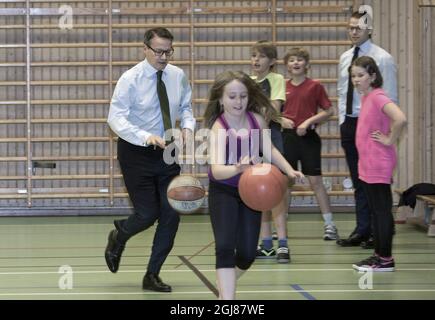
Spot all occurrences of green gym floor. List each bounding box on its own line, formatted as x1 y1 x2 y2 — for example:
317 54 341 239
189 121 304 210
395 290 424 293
1 213 435 300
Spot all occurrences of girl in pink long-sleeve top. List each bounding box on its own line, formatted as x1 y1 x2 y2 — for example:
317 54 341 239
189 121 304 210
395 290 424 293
351 56 406 272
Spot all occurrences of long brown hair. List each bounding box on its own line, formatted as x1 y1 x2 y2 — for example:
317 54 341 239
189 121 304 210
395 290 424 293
203 70 278 128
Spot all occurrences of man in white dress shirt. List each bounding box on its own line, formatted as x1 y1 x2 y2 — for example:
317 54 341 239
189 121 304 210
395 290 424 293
105 27 195 292
336 11 398 248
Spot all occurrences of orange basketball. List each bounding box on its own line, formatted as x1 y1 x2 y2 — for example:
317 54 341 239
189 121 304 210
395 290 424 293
167 175 206 214
238 163 287 211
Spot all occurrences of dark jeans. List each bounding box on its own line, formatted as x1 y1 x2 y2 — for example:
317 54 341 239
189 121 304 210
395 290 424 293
361 182 394 257
340 116 371 237
208 181 262 270
270 121 284 154
116 138 181 275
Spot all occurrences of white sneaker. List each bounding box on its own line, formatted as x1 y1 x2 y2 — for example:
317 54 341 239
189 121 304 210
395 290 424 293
323 224 338 240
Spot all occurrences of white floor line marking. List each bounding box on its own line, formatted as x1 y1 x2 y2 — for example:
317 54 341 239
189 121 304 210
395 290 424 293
1 288 435 297
0 291 214 297
2 268 435 275
0 220 357 227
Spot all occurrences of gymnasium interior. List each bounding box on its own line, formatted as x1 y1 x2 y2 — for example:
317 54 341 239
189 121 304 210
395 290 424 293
0 0 434 301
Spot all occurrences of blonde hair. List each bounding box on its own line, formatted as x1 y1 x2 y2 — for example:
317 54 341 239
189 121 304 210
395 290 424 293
283 47 310 74
283 47 310 64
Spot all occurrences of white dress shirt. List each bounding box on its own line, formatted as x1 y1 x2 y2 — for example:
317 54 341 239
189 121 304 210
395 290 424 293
108 59 196 146
337 40 398 125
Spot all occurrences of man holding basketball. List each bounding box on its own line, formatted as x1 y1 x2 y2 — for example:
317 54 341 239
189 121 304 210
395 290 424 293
105 27 195 292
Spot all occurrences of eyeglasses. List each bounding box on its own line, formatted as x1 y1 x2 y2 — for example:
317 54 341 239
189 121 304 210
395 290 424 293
347 26 365 33
146 44 174 57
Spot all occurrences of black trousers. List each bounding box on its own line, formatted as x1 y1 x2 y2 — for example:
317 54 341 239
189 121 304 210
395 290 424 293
116 138 180 275
208 181 262 270
361 182 394 257
340 116 371 237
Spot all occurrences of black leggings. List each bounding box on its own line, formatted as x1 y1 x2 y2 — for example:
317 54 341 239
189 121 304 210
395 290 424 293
361 181 394 257
208 181 262 270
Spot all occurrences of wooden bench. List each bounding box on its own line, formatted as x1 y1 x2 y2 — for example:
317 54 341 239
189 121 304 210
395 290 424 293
395 189 435 237
413 195 435 236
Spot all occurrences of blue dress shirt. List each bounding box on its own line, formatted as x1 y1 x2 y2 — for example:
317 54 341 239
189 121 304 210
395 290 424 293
337 40 398 125
108 59 196 146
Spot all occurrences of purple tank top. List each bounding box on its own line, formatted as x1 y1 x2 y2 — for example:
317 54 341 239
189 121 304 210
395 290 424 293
208 112 261 187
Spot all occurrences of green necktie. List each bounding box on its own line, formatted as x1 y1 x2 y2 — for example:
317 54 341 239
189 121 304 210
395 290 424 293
156 70 172 135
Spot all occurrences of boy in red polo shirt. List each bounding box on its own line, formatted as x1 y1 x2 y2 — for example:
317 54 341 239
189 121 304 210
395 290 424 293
281 47 338 240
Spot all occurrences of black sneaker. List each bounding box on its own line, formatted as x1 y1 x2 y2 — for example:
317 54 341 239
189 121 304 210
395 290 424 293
352 255 395 272
256 245 276 259
352 255 378 270
276 246 290 263
360 237 375 249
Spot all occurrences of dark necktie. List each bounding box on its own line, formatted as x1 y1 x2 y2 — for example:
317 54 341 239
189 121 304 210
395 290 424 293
156 70 172 134
259 78 271 98
346 46 360 115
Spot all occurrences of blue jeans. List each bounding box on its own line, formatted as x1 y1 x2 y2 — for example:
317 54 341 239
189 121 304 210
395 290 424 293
270 121 284 154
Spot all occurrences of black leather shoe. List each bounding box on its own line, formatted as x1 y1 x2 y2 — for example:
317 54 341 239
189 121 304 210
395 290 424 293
361 236 375 249
142 273 172 292
336 233 366 247
105 229 125 273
